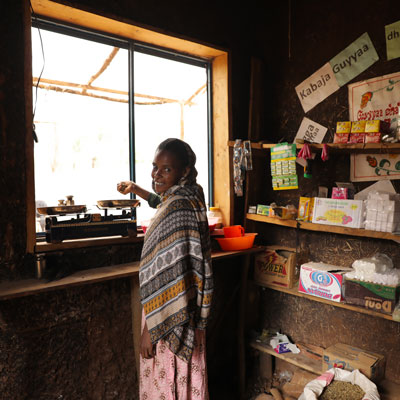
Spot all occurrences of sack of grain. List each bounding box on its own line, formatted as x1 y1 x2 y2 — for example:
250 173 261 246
298 368 380 400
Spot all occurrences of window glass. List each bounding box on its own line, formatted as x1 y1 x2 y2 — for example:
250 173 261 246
32 24 210 235
32 27 129 220
133 51 209 223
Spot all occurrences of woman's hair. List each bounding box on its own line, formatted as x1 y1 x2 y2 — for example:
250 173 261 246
157 138 198 185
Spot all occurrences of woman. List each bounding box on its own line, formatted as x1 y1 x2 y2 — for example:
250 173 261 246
117 138 213 400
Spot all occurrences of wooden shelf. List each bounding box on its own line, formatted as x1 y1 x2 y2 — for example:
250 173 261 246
255 281 398 323
250 340 322 374
228 140 400 153
246 214 400 243
250 340 400 400
0 261 141 300
0 247 265 301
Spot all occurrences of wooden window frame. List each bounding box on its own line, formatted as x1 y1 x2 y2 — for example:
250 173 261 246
26 0 232 253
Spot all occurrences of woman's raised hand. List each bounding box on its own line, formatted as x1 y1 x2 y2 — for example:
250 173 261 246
117 181 134 195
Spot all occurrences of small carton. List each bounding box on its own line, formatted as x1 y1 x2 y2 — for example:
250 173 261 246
351 120 366 133
298 197 315 221
323 343 385 382
365 132 381 143
312 198 365 229
298 262 353 302
333 132 349 143
254 246 297 289
257 204 275 217
365 119 390 133
343 278 400 315
331 187 348 199
348 132 366 143
336 121 351 133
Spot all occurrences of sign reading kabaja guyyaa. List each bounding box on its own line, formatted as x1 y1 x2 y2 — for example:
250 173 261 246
329 32 379 87
296 32 378 113
295 63 340 113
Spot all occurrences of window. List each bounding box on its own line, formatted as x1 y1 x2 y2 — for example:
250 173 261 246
32 20 211 230
27 0 230 251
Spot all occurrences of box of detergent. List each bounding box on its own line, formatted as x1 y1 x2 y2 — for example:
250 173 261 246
298 262 353 302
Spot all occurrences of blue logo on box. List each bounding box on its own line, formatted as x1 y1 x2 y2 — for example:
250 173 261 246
310 271 332 286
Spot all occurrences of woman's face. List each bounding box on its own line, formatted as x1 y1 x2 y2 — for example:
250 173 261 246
151 149 188 194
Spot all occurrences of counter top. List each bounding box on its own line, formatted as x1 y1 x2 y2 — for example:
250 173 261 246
0 246 265 300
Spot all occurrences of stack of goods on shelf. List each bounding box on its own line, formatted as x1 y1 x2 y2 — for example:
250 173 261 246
333 120 391 144
343 253 400 315
364 191 400 232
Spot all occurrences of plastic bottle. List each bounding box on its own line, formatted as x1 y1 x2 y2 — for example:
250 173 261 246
207 206 223 228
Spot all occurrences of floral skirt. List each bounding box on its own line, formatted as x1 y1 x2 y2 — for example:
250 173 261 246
140 311 209 400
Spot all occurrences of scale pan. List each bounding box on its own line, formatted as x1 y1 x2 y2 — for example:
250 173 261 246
37 205 87 215
97 199 141 208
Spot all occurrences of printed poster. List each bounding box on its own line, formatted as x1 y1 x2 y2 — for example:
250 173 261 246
348 71 400 124
329 32 379 87
350 153 400 182
295 63 340 113
385 20 400 60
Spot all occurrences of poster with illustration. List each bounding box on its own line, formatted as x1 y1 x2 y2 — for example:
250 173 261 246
348 71 400 124
350 153 400 182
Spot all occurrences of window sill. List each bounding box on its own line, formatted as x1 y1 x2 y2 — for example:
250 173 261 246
34 234 145 253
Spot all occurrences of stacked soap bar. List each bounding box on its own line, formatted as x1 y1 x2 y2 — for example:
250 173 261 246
364 191 400 232
333 120 390 143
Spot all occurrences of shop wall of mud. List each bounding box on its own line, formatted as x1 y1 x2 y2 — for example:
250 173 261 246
0 278 136 400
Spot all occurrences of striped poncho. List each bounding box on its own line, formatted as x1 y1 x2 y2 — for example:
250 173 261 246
139 183 213 362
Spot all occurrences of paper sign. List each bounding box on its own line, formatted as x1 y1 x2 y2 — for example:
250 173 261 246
294 117 327 143
329 32 379 87
295 63 340 113
350 153 400 182
294 117 328 166
348 71 400 123
386 20 400 60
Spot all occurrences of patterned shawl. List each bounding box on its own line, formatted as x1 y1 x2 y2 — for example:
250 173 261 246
139 183 213 362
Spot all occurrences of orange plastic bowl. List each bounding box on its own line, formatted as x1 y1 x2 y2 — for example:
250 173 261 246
215 233 257 251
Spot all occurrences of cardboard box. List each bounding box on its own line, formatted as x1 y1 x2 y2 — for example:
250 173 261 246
298 262 353 302
257 204 274 217
312 198 365 229
365 119 390 133
333 132 349 143
343 278 400 314
365 132 382 143
323 343 385 382
254 246 297 289
336 121 351 133
351 120 366 133
349 132 366 143
298 197 315 221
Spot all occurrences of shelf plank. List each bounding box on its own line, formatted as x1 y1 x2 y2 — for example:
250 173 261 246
250 340 400 400
246 214 400 243
250 340 322 375
255 281 397 322
0 262 141 300
0 248 265 301
228 140 400 153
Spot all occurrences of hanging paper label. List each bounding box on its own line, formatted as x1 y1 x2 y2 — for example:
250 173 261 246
270 143 298 190
294 117 327 143
329 32 379 87
295 63 340 113
385 20 400 61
